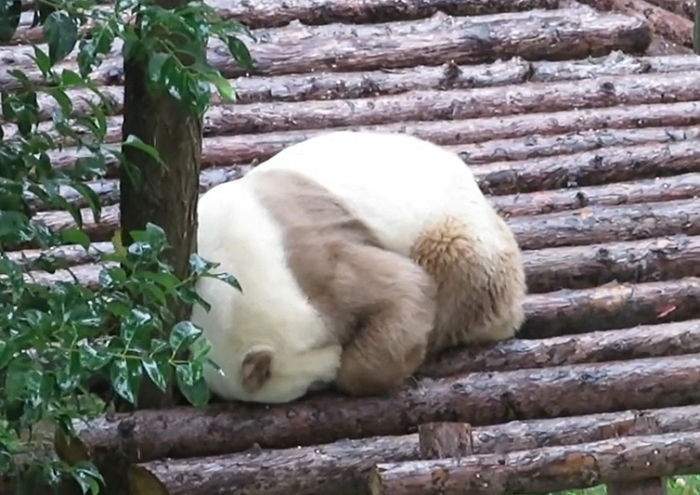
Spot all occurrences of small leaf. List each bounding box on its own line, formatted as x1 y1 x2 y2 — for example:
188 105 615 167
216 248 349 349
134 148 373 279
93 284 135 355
210 271 242 292
61 69 84 87
142 358 169 393
123 134 165 166
109 358 142 405
226 36 253 71
175 362 210 407
61 228 91 250
32 45 52 76
43 11 78 64
169 321 202 353
70 462 104 495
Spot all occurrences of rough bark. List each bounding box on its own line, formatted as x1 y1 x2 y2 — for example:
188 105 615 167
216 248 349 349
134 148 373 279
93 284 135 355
418 423 473 459
119 0 201 410
0 8 651 93
197 71 700 136
607 479 667 495
508 198 700 250
419 319 700 377
492 172 700 216
523 235 700 292
645 0 694 18
56 354 700 463
580 0 693 46
368 431 700 495
125 405 700 495
208 0 559 27
521 277 700 338
475 140 700 195
24 53 700 123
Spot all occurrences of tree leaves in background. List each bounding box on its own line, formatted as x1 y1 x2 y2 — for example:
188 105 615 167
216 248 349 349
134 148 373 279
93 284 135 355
0 0 21 42
43 11 79 64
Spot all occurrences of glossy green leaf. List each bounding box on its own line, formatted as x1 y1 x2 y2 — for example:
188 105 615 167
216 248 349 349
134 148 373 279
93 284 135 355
43 11 78 64
142 358 169 393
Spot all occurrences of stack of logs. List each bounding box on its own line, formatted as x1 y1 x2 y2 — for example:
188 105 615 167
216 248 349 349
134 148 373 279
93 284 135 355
4 0 700 493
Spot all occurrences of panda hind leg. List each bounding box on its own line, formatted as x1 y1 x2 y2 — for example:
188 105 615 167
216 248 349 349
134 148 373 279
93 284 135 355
331 244 438 396
411 215 526 354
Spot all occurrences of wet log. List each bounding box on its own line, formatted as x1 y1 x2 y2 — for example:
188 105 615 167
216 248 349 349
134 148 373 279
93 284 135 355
368 431 700 495
524 235 700 292
56 354 700 463
208 0 559 27
644 0 694 19
579 0 693 46
508 198 700 250
419 319 700 377
492 172 700 216
476 140 700 194
125 405 700 495
521 277 700 338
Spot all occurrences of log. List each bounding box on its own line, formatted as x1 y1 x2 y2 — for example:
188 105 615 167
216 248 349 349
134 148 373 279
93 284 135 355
644 0 694 19
208 0 560 27
20 68 700 142
521 277 700 338
368 431 700 495
23 53 700 124
508 198 700 250
125 405 700 495
57 354 700 463
419 319 700 377
0 8 651 93
475 140 700 195
523 235 700 293
607 479 667 495
417 423 473 459
580 0 693 47
492 172 700 216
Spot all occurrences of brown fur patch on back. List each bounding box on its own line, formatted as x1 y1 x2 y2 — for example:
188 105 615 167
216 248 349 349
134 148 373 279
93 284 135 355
411 214 526 353
253 169 437 395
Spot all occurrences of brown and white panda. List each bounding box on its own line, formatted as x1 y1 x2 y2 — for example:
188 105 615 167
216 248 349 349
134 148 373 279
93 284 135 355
190 131 526 404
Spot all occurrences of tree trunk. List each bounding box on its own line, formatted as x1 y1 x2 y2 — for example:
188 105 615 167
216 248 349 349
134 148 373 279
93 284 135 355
368 432 700 495
124 405 700 495
55 353 700 463
119 0 202 409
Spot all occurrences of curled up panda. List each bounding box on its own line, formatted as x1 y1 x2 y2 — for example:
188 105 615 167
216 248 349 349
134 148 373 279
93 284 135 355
190 131 526 404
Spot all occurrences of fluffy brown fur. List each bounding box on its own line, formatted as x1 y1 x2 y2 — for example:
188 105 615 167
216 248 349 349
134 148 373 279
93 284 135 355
254 170 438 395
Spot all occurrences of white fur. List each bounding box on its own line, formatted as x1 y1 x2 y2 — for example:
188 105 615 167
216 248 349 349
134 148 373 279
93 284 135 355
250 131 509 256
193 131 513 404
191 179 341 404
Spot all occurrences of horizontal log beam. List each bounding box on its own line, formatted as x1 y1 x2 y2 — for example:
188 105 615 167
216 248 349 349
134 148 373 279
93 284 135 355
492 172 700 216
22 53 700 125
644 0 694 19
17 68 700 143
58 353 700 462
0 9 650 93
369 431 700 495
508 198 700 250
126 404 700 495
524 234 700 292
419 319 700 377
522 277 700 338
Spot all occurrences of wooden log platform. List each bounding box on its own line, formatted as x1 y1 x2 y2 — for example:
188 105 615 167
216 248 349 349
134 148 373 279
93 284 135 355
4 0 700 493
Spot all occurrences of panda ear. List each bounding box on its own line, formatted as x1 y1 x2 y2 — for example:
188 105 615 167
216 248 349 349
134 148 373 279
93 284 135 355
241 346 274 392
